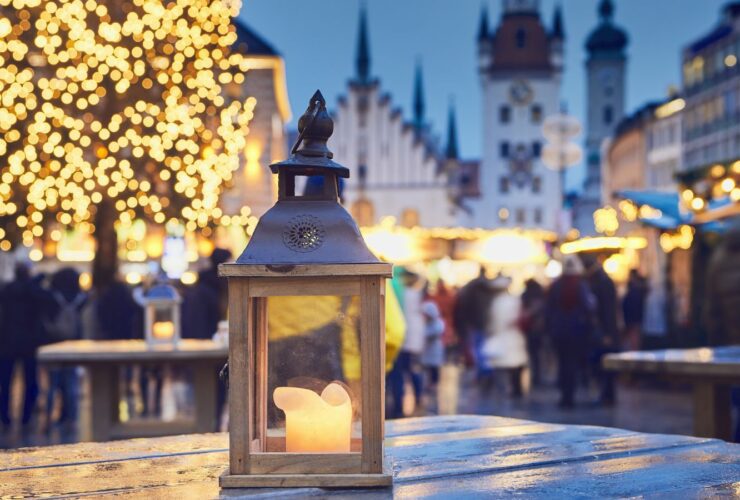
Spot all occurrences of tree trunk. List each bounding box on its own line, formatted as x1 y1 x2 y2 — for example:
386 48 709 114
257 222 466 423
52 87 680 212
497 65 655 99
92 197 118 289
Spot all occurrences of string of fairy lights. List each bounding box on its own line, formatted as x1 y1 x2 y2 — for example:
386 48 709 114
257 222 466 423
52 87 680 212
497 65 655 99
0 0 256 252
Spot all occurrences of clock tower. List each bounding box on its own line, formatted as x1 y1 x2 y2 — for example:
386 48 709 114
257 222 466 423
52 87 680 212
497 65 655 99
463 1 565 231
574 0 628 235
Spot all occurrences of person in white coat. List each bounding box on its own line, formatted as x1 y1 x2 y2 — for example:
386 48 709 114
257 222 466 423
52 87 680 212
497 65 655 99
481 275 528 398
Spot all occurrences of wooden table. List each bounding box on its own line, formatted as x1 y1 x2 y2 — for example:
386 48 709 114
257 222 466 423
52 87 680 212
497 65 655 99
604 346 740 441
2 415 739 497
38 339 227 441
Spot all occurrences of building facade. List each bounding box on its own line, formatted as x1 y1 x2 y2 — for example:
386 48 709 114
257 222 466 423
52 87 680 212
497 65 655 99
330 9 455 228
574 0 628 235
681 2 740 172
462 0 564 231
220 20 291 220
604 97 684 336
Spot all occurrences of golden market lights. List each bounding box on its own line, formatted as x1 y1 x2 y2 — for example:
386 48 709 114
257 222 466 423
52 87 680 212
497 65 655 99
0 0 257 251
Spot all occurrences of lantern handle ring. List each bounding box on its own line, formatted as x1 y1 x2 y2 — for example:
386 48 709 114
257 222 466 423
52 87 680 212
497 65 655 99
291 91 325 155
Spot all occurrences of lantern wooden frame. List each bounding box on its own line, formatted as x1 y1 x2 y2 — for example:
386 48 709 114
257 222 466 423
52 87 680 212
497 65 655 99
218 262 393 488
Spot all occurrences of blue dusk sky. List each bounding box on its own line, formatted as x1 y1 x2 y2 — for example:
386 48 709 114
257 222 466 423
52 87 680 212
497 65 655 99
239 0 726 190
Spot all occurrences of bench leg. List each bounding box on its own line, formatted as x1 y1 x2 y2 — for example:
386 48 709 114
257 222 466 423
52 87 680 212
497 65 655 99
693 382 732 441
89 364 118 442
193 364 217 433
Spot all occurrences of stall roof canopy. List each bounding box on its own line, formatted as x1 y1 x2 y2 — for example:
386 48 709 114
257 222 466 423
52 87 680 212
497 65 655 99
617 189 731 232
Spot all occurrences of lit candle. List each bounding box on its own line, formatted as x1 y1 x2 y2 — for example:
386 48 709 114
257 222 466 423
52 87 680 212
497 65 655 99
152 320 174 339
273 382 352 453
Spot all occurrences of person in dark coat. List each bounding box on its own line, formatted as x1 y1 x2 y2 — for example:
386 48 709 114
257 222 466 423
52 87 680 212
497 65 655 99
704 217 740 347
545 256 594 408
453 268 494 372
95 280 143 340
45 268 86 427
622 269 648 351
581 253 619 405
0 263 54 428
521 278 547 387
182 248 231 340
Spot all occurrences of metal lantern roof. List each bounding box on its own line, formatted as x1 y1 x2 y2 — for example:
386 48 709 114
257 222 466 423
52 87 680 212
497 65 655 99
228 90 381 268
142 282 181 304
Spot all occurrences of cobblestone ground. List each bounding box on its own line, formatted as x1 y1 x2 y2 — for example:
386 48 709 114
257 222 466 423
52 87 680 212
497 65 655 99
449 370 695 437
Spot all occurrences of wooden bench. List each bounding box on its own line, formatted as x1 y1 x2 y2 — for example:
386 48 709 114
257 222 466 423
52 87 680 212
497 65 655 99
604 346 740 440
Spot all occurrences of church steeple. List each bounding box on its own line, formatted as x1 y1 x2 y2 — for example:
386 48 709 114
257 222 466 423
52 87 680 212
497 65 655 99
413 61 425 129
552 3 564 39
445 100 459 160
355 6 370 83
477 4 489 41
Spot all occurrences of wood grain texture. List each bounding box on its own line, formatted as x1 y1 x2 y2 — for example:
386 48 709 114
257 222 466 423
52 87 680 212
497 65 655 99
254 297 268 452
248 277 360 297
219 263 392 278
220 471 392 488
248 453 361 474
227 278 251 475
360 276 384 474
2 416 739 497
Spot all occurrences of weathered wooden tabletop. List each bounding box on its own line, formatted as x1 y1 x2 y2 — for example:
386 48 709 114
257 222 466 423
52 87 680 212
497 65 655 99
2 415 739 498
37 339 228 363
603 346 740 377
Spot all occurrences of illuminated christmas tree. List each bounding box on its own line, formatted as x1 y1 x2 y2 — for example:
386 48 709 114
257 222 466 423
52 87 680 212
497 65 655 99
0 0 255 285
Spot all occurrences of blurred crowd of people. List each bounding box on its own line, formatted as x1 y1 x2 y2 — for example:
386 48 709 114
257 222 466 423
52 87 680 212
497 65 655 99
384 253 651 417
0 248 233 434
2 219 738 438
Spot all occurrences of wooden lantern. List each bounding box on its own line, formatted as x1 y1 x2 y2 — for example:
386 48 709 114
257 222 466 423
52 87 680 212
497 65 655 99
218 90 392 488
142 282 181 347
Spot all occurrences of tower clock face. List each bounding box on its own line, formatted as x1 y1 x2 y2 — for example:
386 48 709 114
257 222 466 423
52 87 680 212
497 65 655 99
509 80 533 105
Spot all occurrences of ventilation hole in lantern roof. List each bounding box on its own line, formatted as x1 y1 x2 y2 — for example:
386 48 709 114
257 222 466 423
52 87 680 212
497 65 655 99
283 214 326 253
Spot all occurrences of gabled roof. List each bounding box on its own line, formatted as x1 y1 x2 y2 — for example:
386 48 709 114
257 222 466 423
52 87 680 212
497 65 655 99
232 18 279 56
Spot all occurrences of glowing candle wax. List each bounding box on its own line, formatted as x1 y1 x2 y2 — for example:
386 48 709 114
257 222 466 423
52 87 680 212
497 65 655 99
273 383 352 453
152 321 174 339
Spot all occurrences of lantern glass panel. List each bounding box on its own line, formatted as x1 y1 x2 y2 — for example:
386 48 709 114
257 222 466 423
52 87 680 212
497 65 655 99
152 305 175 340
250 294 363 455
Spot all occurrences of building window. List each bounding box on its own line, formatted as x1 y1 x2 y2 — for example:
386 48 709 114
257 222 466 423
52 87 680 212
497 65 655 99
532 176 541 193
515 208 526 224
532 141 542 158
534 207 543 224
499 177 510 193
603 105 613 125
401 208 420 228
358 164 367 182
500 141 510 158
531 104 543 123
499 105 511 124
498 207 509 223
515 28 526 48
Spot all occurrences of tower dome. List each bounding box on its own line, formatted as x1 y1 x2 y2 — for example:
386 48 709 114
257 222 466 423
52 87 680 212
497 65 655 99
586 0 628 56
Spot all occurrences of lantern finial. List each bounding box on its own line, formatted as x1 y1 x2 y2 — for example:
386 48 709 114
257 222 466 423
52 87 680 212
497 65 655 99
293 89 334 159
270 89 348 177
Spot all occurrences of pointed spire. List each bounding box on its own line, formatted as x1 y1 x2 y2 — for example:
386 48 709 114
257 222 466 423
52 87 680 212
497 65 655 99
445 99 459 160
598 0 614 21
356 5 370 83
477 3 489 41
413 60 425 129
552 3 564 39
